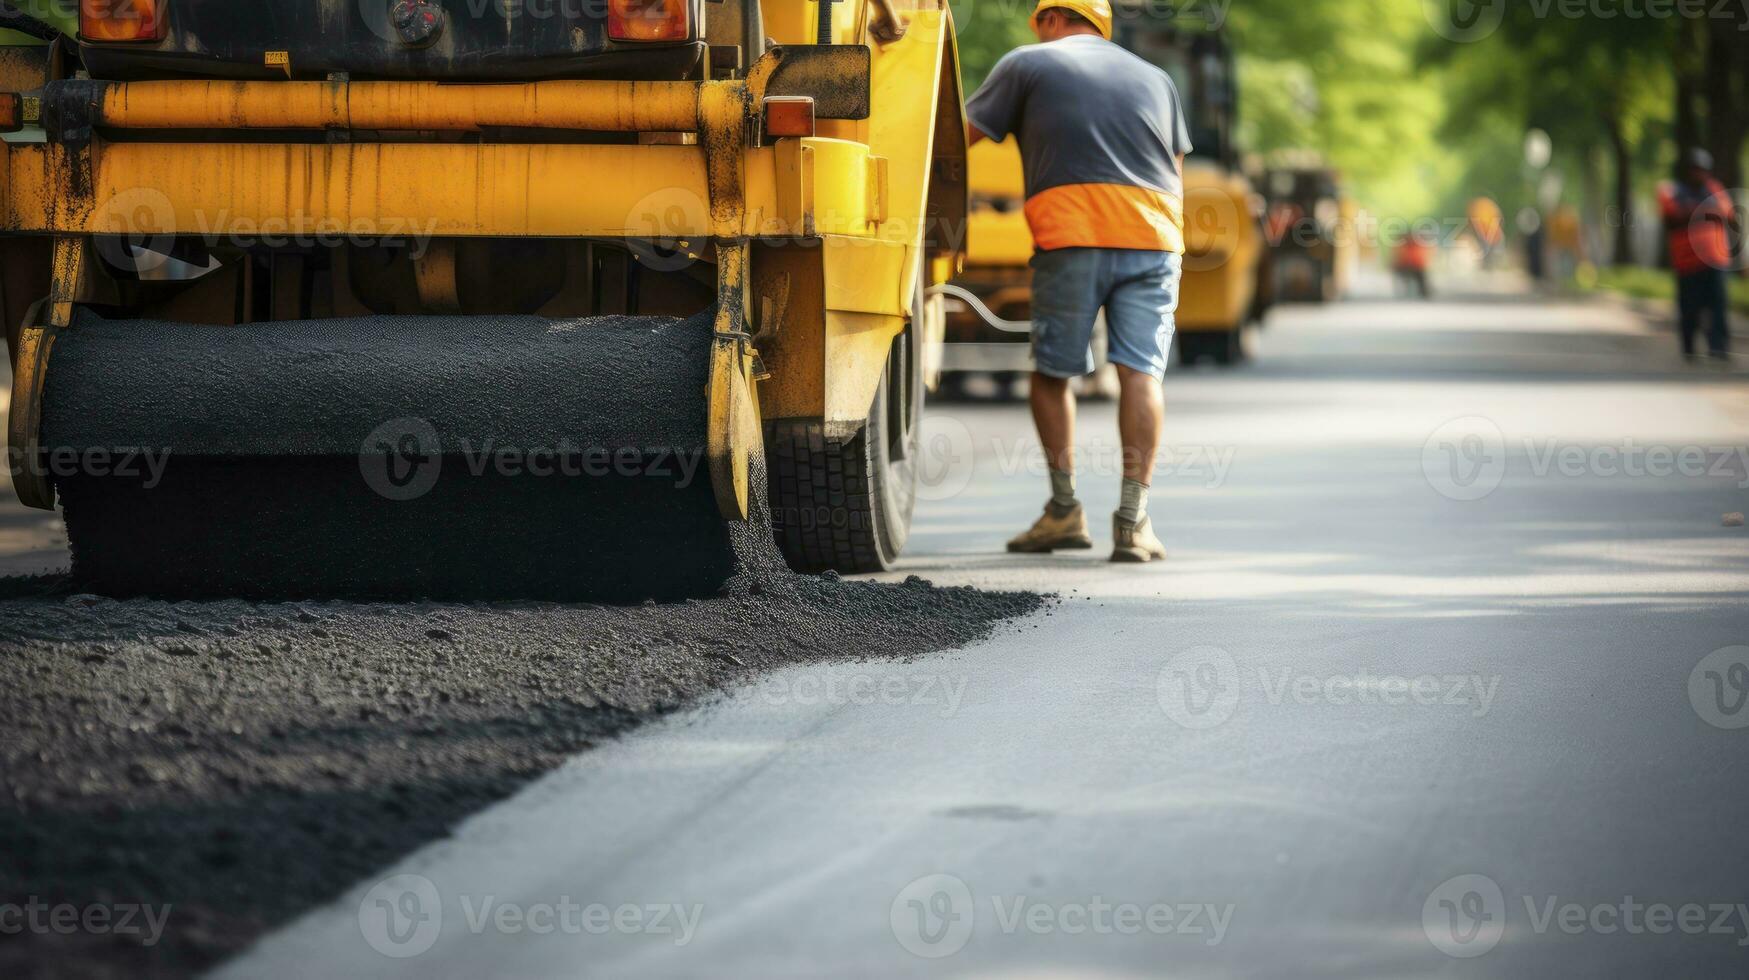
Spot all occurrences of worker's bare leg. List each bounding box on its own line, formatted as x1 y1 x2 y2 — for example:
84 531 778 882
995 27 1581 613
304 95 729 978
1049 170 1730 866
1115 364 1162 486
1030 372 1076 476
1111 364 1168 562
1006 372 1092 553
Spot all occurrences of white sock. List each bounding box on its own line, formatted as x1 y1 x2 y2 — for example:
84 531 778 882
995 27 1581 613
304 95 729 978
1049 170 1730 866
1049 468 1078 509
1117 478 1149 525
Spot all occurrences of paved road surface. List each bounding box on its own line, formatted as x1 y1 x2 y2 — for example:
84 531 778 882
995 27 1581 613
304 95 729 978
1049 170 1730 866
18 275 1749 976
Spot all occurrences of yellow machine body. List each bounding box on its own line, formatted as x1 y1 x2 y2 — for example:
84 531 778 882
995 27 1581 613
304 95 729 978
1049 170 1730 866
0 2 969 526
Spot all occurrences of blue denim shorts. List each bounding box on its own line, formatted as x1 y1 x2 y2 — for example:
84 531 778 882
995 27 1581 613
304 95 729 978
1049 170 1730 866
1029 247 1182 380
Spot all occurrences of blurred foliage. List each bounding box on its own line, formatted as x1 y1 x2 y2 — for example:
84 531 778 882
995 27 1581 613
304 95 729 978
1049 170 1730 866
949 0 1744 262
949 0 1456 218
1227 0 1448 220
954 0 1038 92
1584 264 1749 315
0 1 77 37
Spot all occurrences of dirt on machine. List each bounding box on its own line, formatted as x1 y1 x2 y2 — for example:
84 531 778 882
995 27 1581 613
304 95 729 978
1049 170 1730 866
0 0 968 601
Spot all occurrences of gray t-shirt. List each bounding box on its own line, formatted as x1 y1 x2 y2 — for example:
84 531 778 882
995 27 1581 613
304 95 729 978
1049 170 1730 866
967 35 1193 205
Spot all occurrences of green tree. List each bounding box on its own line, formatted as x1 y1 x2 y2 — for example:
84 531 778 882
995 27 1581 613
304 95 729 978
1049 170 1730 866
952 0 1036 92
1428 5 1679 264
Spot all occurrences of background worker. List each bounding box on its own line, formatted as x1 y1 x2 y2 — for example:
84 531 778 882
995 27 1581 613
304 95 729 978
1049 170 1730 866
1467 197 1504 268
1658 148 1738 362
1549 203 1586 282
966 0 1192 564
1393 226 1433 299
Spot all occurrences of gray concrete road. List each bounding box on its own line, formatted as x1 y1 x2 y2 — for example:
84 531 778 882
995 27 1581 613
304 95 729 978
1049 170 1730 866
12 274 1749 976
205 274 1749 978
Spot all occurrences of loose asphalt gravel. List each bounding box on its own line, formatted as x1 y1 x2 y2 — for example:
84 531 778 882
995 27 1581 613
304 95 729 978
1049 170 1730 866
0 548 1044 978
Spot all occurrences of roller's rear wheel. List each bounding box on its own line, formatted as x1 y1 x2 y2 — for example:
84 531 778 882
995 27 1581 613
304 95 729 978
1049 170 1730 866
1178 328 1247 368
767 286 923 574
1212 326 1246 366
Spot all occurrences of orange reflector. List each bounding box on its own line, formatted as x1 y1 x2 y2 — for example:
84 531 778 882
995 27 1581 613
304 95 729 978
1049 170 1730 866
764 97 816 139
0 93 20 134
81 0 169 42
607 0 690 42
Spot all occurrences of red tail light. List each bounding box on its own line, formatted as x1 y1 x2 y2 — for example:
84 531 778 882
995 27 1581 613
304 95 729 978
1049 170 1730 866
764 97 816 139
0 94 21 134
81 0 168 43
608 0 690 42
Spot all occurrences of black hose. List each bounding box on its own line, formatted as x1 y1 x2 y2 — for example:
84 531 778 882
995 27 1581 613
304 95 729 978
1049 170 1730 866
0 2 66 42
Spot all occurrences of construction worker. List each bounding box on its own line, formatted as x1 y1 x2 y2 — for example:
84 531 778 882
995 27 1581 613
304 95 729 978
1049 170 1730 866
967 0 1190 563
1658 148 1738 362
1393 225 1433 299
1549 204 1586 282
1467 197 1504 267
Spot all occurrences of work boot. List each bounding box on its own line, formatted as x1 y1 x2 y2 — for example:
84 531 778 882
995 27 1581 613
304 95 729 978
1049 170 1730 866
1111 513 1168 564
1007 502 1094 554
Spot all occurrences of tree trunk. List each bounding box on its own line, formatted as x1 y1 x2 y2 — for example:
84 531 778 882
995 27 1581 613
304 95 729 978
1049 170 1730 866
1703 17 1747 191
1605 113 1635 266
1703 17 1748 274
1581 146 1604 266
1675 20 1705 157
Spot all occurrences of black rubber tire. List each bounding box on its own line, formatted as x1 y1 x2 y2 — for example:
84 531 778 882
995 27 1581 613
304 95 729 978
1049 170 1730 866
1175 332 1198 367
1211 327 1246 367
767 289 923 574
1177 331 1215 367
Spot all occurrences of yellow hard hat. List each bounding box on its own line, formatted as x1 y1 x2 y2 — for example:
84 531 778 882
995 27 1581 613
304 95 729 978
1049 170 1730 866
1031 0 1114 40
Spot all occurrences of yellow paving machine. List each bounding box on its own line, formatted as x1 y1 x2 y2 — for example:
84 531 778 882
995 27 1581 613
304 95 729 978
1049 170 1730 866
1262 163 1357 303
0 0 967 598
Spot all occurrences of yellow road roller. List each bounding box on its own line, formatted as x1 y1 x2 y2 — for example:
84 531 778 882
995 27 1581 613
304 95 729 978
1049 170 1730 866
943 5 1263 373
0 0 966 599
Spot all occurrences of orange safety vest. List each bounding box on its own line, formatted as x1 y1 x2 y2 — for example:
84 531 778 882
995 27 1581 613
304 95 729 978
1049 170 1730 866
1659 178 1735 276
